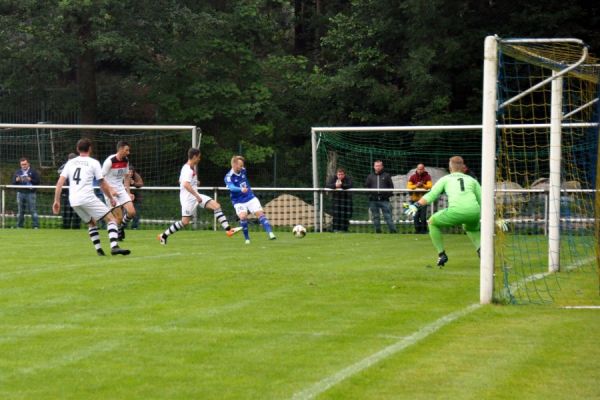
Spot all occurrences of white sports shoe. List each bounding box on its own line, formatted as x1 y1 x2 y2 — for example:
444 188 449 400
245 239 251 245
227 227 243 237
268 232 277 240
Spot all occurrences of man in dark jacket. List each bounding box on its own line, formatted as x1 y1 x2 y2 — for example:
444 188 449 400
12 157 41 228
326 168 353 232
365 160 397 233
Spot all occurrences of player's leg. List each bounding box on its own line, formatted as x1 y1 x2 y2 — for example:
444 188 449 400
249 198 275 240
158 197 193 245
202 196 240 237
73 204 107 256
102 211 130 255
427 209 459 267
237 210 251 244
463 216 481 253
369 201 382 233
119 201 136 240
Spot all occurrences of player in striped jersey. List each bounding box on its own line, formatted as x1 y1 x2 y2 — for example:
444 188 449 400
157 148 241 245
102 141 136 241
224 155 276 244
52 138 130 256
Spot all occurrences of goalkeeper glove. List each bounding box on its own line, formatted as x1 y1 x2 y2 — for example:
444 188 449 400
403 202 421 217
495 219 509 232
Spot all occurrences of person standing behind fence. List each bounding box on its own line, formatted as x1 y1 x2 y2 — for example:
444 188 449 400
407 163 432 234
12 157 41 229
326 168 353 232
124 165 143 229
364 160 397 233
57 153 82 229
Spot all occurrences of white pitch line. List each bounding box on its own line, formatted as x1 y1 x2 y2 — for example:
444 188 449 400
562 305 600 309
2 340 120 381
291 303 481 400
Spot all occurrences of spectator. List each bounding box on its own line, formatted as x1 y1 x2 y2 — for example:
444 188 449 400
407 163 433 233
326 168 353 232
125 165 144 229
58 153 82 229
11 157 40 229
364 160 397 233
463 164 478 181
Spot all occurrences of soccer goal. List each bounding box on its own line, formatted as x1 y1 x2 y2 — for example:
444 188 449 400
482 36 600 304
312 36 600 305
0 123 198 228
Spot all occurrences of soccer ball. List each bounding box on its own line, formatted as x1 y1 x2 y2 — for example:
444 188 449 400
292 224 307 238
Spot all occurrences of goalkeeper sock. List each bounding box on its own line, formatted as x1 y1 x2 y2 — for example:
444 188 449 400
241 220 250 240
88 226 102 250
214 208 230 230
258 214 273 233
428 223 444 253
163 221 184 237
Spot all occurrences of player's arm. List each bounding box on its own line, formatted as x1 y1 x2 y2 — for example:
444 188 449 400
99 179 117 207
124 168 134 201
225 176 242 193
182 180 203 204
101 158 111 178
52 176 67 214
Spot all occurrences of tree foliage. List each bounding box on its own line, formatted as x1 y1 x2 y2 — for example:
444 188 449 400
1 0 599 183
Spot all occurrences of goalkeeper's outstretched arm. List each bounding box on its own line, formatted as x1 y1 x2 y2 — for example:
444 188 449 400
403 197 429 217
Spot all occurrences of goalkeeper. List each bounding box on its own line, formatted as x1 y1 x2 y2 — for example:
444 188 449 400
404 156 480 267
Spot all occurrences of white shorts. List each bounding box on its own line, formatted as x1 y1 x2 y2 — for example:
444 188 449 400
234 197 263 217
73 198 112 223
105 188 132 209
181 194 213 217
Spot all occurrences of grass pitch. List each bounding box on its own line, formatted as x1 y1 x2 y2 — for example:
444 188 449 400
1 229 599 399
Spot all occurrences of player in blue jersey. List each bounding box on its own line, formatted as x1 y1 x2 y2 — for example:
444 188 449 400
224 155 276 244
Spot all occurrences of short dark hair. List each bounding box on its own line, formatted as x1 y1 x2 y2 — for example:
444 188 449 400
337 168 346 173
117 140 130 150
19 157 29 163
188 147 201 159
77 138 92 153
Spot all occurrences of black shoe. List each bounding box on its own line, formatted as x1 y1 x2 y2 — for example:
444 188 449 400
111 246 131 256
97 249 106 256
437 252 448 267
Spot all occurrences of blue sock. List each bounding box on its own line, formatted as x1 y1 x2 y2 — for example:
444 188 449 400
241 220 250 240
258 215 273 233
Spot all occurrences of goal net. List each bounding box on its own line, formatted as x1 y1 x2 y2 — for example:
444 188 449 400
312 126 483 233
483 37 600 304
0 124 197 229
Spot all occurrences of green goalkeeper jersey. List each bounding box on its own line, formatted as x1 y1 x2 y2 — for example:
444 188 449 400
423 172 481 213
